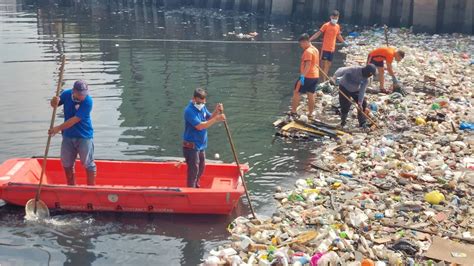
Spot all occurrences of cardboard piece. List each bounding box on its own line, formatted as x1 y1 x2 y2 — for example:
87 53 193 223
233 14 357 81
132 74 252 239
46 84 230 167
334 155 347 164
373 236 393 244
424 236 474 265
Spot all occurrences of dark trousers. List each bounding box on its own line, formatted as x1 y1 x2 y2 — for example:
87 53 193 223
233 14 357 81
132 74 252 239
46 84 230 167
339 85 367 126
183 147 205 188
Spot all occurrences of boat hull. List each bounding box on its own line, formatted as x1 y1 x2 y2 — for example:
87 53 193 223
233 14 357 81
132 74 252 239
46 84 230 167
0 158 247 215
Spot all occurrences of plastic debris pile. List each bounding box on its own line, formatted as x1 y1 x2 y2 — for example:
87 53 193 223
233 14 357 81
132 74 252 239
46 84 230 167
275 27 473 138
203 28 473 265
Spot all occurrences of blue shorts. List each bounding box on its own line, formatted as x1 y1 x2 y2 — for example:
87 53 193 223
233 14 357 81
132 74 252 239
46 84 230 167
295 78 319 94
368 57 384 68
321 50 334 62
61 137 96 172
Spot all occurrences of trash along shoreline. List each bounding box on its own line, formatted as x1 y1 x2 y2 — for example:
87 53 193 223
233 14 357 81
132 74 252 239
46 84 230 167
202 28 473 265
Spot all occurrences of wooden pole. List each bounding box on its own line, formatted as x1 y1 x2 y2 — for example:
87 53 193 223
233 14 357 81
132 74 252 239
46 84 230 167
315 64 380 129
222 118 257 219
33 55 66 214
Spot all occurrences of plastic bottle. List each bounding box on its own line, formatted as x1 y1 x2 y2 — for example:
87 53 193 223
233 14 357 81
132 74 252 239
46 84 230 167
459 122 474 131
304 188 320 194
339 171 353 178
374 213 384 220
369 102 378 112
415 117 426 125
310 252 325 266
431 103 440 110
435 97 449 108
288 193 304 202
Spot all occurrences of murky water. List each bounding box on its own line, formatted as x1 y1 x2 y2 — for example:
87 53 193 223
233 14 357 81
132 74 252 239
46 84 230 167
0 1 346 265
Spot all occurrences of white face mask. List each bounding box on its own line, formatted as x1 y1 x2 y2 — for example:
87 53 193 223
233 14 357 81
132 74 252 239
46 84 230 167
72 94 82 103
331 18 338 25
194 103 205 111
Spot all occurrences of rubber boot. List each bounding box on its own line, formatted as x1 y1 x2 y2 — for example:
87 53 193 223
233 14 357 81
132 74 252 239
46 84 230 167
340 114 348 128
86 170 96 186
64 167 76 185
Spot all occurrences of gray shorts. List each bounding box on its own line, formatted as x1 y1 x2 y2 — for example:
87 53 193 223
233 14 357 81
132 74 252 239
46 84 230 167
61 137 96 172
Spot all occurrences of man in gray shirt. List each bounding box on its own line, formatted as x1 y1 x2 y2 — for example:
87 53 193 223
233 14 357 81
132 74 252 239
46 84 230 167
332 64 376 128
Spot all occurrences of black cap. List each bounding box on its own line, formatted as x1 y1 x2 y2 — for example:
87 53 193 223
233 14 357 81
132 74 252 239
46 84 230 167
362 64 377 77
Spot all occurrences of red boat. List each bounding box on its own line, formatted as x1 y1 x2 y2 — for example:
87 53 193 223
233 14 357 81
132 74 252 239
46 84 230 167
0 158 248 215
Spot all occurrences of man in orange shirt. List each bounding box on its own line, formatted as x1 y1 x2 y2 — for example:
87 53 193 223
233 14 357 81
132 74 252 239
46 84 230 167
290 33 319 120
367 47 405 93
309 10 347 81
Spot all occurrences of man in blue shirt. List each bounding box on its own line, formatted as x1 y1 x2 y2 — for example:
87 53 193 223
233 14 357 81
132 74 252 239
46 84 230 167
183 88 225 188
49 80 96 186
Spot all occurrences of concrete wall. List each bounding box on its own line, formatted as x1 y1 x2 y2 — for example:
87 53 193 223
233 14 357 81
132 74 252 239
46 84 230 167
107 0 474 33
278 0 472 33
412 0 438 33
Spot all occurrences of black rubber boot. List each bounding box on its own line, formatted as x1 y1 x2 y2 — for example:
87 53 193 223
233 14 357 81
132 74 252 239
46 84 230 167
64 167 76 185
340 114 348 128
86 170 96 186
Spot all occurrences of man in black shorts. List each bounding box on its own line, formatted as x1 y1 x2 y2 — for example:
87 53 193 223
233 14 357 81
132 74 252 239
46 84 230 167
290 34 320 120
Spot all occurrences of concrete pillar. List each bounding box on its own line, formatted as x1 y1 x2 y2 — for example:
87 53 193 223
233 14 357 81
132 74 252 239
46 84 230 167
220 0 229 9
328 0 337 12
312 0 321 20
400 0 412 26
381 0 391 24
206 0 213 8
264 0 272 16
413 0 438 33
251 0 259 12
361 0 373 24
442 0 470 33
464 0 473 33
272 0 293 16
142 1 148 22
441 0 455 32
234 0 241 11
343 0 354 21
152 0 158 26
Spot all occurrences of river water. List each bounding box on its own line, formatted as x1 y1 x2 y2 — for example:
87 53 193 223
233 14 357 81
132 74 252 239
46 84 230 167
0 1 346 265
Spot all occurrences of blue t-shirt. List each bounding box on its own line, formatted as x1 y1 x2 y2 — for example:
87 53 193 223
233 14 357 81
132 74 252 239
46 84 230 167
59 89 94 139
183 101 212 151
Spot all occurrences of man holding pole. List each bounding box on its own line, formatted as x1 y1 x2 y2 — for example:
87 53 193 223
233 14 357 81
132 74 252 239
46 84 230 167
183 88 226 188
332 64 377 128
49 80 96 186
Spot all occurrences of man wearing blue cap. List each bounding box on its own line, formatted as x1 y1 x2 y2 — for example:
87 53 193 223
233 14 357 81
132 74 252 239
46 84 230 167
49 80 96 186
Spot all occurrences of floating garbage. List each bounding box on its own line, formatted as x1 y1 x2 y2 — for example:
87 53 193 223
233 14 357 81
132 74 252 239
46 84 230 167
424 190 445 205
460 122 474 131
203 27 474 265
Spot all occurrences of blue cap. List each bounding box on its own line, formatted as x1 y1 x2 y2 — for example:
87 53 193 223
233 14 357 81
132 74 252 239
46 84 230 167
73 80 89 96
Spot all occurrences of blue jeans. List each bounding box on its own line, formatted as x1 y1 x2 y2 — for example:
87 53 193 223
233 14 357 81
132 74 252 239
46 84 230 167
61 137 96 172
183 147 205 188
